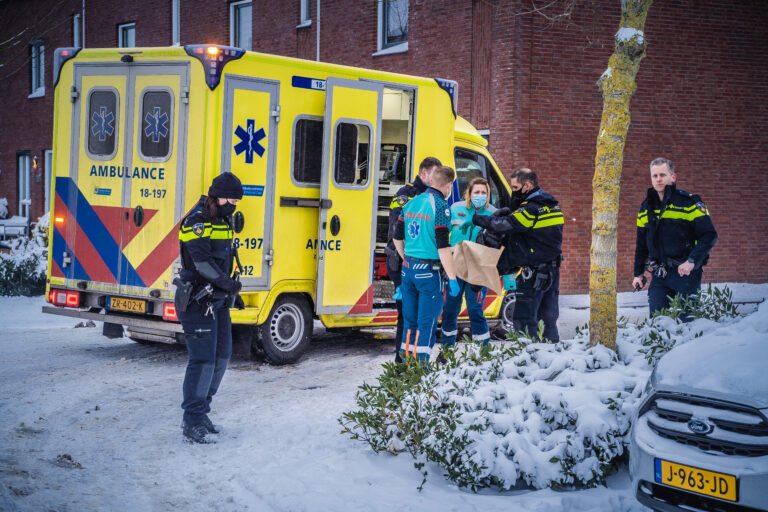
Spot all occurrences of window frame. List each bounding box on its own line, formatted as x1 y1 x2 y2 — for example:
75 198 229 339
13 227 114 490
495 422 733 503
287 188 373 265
376 0 408 55
17 152 31 218
290 114 324 188
331 118 373 191
137 86 175 163
44 150 53 213
73 14 81 47
118 22 136 48
29 40 45 98
85 87 120 161
453 146 509 209
230 0 252 50
171 0 180 46
297 0 311 28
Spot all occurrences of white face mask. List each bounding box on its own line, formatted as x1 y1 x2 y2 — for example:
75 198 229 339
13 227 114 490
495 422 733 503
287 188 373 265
471 195 486 208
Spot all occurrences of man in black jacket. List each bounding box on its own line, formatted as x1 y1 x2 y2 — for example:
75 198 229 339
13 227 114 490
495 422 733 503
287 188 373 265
632 157 717 319
385 156 441 362
474 168 564 342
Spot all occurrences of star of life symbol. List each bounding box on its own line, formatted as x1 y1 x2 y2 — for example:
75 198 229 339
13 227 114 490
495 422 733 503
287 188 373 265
234 119 266 164
408 220 420 239
144 107 169 143
91 106 115 142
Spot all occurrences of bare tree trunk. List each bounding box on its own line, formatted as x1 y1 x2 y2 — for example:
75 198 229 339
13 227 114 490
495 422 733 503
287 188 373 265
589 0 653 349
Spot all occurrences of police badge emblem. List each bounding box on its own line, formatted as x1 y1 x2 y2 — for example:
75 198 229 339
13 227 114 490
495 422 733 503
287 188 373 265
192 223 205 237
695 202 709 215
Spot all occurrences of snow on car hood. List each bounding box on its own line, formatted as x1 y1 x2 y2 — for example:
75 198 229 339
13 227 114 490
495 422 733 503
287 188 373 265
656 301 768 408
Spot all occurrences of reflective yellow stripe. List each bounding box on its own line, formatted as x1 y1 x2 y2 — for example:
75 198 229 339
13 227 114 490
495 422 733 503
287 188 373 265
660 209 706 221
209 228 232 240
513 210 535 228
179 231 202 242
534 214 564 228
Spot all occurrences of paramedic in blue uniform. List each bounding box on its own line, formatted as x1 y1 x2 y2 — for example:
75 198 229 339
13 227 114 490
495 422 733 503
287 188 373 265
386 156 441 362
632 157 717 319
176 172 243 444
473 168 564 342
440 177 497 348
393 165 460 362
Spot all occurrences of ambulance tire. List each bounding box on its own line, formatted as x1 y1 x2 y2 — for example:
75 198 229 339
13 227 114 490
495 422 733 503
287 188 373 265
257 295 312 365
500 292 517 330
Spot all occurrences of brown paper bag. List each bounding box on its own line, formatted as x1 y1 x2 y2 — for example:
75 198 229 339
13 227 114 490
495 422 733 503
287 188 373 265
452 240 504 295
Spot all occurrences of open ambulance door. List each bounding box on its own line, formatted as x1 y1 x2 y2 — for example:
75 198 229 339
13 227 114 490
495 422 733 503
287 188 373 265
315 78 383 315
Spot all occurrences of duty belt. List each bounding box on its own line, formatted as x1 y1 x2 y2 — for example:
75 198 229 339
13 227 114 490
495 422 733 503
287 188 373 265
405 256 440 264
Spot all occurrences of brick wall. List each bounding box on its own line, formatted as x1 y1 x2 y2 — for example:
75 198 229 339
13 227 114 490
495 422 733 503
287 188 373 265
1 0 765 293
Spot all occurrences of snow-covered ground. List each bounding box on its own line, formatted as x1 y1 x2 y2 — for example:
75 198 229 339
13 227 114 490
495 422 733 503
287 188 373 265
1 284 766 512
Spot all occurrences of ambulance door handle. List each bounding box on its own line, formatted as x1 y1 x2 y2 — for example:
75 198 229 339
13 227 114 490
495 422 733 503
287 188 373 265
133 205 144 227
330 215 340 236
265 250 274 266
319 198 332 209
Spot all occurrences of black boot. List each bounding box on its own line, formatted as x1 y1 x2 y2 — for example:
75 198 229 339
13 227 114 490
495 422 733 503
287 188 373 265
201 415 221 434
182 422 214 444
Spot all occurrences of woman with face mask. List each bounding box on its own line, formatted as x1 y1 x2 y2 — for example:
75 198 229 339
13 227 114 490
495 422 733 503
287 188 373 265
176 171 243 443
439 177 497 352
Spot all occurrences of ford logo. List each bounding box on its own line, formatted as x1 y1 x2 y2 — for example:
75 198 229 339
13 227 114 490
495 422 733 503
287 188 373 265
687 419 713 434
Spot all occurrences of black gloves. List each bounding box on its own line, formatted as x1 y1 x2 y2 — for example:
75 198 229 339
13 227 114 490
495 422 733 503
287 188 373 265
223 278 242 294
234 294 245 310
493 207 511 217
472 213 491 228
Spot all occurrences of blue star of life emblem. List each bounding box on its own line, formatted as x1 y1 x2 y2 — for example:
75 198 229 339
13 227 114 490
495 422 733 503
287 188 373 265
234 119 266 164
144 107 169 142
91 106 115 142
408 220 420 239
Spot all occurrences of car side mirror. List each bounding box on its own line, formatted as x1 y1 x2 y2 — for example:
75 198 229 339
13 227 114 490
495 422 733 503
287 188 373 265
232 211 244 233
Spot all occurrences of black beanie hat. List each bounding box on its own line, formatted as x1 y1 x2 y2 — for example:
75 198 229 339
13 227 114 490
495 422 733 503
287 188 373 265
208 172 243 199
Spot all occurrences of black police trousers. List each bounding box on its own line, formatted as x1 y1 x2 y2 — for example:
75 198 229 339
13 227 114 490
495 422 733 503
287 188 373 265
179 298 232 425
513 266 560 343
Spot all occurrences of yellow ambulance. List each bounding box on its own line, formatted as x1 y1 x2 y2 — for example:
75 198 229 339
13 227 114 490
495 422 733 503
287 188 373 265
43 44 514 364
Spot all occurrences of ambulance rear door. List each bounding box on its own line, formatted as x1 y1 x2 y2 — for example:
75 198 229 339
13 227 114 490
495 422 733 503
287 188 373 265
316 78 383 314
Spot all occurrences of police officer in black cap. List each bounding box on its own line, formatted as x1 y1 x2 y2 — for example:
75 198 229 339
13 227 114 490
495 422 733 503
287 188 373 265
473 167 564 342
176 171 243 443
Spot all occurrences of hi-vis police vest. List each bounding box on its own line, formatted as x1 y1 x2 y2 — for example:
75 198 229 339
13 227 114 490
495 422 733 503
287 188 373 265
178 197 235 291
400 188 451 260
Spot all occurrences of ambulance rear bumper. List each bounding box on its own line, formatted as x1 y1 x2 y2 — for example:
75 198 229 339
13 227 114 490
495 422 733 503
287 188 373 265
42 305 184 333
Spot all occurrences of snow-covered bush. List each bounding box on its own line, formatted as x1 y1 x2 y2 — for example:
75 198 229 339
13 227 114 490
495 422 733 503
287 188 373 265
341 336 649 491
0 198 8 219
341 285 742 491
0 212 49 296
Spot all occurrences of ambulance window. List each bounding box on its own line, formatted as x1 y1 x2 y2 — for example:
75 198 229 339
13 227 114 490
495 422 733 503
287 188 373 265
334 122 370 187
454 148 507 208
292 117 323 186
87 89 118 159
139 89 173 161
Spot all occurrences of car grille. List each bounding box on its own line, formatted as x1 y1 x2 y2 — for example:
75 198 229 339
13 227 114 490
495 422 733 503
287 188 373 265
640 391 768 457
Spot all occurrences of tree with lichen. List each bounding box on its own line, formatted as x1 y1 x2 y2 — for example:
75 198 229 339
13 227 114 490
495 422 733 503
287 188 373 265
589 0 653 350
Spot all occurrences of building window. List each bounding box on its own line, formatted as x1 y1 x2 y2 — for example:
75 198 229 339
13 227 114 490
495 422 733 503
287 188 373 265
44 150 53 213
380 0 408 50
292 117 323 186
298 0 311 27
17 153 31 218
30 41 44 97
230 1 252 50
118 23 136 48
171 0 180 45
333 122 371 187
74 14 81 47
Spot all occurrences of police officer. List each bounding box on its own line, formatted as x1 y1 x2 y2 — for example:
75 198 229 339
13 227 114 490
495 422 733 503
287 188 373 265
632 157 717 319
386 156 441 362
473 168 564 342
176 172 243 443
393 165 460 362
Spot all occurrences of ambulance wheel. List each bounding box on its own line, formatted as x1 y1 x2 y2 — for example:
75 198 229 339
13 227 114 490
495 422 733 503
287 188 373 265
257 295 312 365
500 292 517 330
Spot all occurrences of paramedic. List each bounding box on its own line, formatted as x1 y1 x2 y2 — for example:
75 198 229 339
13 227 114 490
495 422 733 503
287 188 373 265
440 177 497 348
386 156 441 362
393 165 460 362
176 172 243 444
632 157 717 319
473 168 564 342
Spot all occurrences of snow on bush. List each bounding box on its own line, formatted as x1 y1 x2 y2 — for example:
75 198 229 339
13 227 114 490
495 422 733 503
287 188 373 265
341 286 743 492
0 212 49 296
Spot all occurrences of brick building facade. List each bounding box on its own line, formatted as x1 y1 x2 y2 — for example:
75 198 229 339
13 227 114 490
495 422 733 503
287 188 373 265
1 0 766 293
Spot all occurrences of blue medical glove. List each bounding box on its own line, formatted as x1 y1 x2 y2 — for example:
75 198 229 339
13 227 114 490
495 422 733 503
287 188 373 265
448 279 460 297
392 286 402 301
